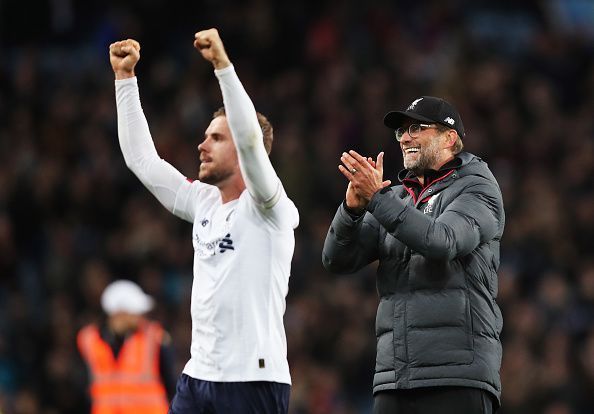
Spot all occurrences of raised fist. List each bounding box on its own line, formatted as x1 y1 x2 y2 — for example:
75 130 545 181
109 39 141 79
194 28 231 70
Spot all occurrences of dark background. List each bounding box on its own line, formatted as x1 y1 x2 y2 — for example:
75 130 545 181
1 0 594 413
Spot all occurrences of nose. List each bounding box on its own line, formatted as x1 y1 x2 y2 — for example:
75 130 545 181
399 131 413 144
198 137 208 153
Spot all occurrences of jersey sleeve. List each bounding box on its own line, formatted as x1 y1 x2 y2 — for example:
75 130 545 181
214 66 281 209
115 77 205 223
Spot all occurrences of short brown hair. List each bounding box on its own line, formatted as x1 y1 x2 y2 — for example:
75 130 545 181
212 107 273 155
436 124 464 154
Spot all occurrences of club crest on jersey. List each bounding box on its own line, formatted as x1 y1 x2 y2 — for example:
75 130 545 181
423 193 440 215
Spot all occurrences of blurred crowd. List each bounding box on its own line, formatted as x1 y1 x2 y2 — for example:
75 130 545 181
1 0 594 413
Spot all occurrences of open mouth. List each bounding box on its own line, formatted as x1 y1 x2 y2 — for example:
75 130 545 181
403 147 420 155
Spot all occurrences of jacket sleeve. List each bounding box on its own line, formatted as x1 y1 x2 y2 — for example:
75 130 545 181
366 180 503 260
322 202 380 273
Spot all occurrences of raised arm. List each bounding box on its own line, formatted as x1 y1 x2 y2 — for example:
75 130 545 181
194 29 280 208
109 39 197 222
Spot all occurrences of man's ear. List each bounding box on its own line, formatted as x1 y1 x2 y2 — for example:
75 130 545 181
443 129 457 149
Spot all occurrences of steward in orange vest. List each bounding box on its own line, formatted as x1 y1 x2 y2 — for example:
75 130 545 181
77 280 175 414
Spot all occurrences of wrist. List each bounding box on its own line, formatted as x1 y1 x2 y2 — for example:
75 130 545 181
114 70 135 80
213 58 231 70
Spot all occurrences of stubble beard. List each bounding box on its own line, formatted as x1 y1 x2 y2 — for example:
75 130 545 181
198 165 233 186
404 138 442 176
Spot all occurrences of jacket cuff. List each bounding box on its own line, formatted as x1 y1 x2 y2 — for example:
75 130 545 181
342 200 365 219
337 201 366 225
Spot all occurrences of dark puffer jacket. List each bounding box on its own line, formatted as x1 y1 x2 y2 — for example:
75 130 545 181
322 152 505 405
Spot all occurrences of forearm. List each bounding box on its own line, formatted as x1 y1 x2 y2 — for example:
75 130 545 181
215 65 279 206
116 77 161 170
322 203 378 273
367 189 485 259
115 78 192 217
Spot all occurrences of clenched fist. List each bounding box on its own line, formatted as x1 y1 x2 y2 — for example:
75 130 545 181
194 29 231 70
109 39 140 79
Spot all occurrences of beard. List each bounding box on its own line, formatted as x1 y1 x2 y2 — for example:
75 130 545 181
198 165 233 186
404 138 442 175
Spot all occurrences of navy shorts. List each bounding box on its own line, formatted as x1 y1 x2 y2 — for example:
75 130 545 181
168 374 290 414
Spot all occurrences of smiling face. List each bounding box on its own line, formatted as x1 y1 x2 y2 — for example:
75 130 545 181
197 116 240 186
400 123 453 175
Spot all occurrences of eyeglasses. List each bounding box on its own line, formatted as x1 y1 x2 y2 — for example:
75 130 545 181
394 123 436 141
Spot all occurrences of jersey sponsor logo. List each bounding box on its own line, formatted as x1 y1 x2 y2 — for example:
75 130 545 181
193 232 235 257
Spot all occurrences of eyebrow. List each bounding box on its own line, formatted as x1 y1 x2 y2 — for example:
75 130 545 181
205 132 225 139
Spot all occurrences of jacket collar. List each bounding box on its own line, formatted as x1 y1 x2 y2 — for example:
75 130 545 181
397 151 472 183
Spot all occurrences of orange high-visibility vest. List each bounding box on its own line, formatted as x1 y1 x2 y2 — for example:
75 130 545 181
77 321 169 414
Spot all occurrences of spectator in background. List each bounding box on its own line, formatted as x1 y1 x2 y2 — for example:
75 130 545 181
77 279 176 414
109 28 298 413
323 96 505 413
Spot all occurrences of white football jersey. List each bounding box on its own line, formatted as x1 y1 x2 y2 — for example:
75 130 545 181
115 65 299 385
181 183 298 383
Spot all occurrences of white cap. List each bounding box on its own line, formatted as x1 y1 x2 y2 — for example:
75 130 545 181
101 280 154 315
